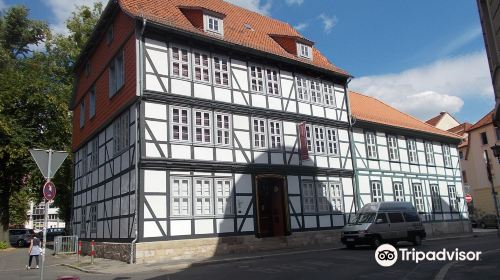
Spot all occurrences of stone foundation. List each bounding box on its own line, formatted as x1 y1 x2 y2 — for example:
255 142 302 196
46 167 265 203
80 241 131 263
423 220 472 238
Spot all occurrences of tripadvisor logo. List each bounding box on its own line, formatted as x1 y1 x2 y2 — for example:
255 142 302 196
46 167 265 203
375 244 482 267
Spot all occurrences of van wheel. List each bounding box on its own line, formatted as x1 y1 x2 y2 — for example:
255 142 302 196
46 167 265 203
17 240 25 247
412 235 422 246
371 236 382 248
346 243 355 249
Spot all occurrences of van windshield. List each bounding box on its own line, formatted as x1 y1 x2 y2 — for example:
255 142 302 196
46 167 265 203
352 212 376 224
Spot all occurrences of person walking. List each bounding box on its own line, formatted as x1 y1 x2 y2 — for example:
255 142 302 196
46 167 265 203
26 235 42 270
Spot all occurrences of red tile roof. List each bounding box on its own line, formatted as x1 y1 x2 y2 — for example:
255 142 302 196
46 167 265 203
118 0 349 76
349 91 461 140
447 122 472 136
425 113 446 127
467 110 494 132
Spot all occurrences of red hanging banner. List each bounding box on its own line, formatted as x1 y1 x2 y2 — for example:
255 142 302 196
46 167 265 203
298 122 310 161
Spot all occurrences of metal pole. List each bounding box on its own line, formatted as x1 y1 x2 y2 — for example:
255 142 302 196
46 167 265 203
40 149 52 280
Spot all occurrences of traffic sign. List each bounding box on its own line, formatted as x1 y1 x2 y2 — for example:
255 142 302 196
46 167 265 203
465 193 473 203
29 149 68 179
43 181 56 201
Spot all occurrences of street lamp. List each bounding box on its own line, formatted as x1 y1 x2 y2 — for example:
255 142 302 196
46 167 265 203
487 145 500 237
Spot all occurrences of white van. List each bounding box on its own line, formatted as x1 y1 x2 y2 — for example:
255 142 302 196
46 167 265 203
341 202 426 248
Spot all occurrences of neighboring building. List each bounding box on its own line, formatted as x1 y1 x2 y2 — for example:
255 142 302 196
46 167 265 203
461 110 500 215
349 92 470 234
70 0 354 263
477 0 500 125
426 111 461 131
25 201 65 230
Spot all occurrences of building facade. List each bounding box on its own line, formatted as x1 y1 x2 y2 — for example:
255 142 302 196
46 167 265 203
25 201 65 230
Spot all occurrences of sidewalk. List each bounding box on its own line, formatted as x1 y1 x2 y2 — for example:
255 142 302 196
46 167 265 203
60 230 497 275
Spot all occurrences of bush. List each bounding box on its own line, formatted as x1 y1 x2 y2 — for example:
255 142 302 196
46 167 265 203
0 241 8 250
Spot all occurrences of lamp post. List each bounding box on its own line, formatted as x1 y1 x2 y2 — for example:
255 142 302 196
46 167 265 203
487 145 500 237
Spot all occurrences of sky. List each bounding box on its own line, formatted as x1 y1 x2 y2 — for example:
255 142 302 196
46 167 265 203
0 0 494 125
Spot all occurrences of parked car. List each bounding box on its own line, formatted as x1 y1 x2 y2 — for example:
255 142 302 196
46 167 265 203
476 215 499 229
36 228 67 241
341 202 426 249
9 228 34 247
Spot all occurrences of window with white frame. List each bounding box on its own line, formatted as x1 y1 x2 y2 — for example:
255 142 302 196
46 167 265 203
314 126 326 153
296 77 309 101
253 118 267 148
393 182 404 202
448 185 459 212
323 83 336 107
366 132 377 159
316 182 330 212
305 125 313 152
204 14 223 35
193 50 210 83
407 139 418 164
443 145 452 167
215 179 233 215
329 182 343 212
171 177 191 216
269 120 282 149
79 100 85 128
113 111 129 155
424 142 435 165
171 46 190 78
90 203 97 233
213 55 229 86
297 42 312 59
250 65 264 93
430 184 442 213
387 135 399 161
310 80 322 103
371 181 383 202
215 113 231 146
90 138 99 170
326 128 339 155
301 181 316 213
171 107 190 141
89 86 96 119
193 110 211 144
413 183 425 212
109 50 124 97
194 178 212 216
266 68 280 95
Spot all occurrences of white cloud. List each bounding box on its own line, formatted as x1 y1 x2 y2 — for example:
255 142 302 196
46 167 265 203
350 52 493 120
294 22 308 31
318 13 337 34
224 0 272 15
42 0 106 34
286 0 303 6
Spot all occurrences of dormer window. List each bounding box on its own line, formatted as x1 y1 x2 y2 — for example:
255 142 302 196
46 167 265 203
204 14 223 35
297 43 312 60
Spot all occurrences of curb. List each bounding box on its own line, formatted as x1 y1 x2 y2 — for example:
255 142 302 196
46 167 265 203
59 263 105 274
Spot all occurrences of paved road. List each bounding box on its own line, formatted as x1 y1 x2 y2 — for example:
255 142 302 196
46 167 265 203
1 234 499 280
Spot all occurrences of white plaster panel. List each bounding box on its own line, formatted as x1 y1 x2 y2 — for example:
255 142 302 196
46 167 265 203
283 121 296 135
233 115 249 130
319 215 331 227
147 49 169 75
236 196 252 215
235 149 250 163
304 216 317 228
341 178 353 195
145 74 166 92
144 170 167 193
338 129 349 142
254 151 268 164
194 146 214 161
268 96 282 110
325 108 336 120
171 79 191 96
382 177 393 194
193 83 212 100
329 157 341 169
289 196 301 214
335 91 345 110
146 120 167 141
170 220 192 236
145 102 167 120
235 174 252 193
238 218 254 232
112 219 119 238
195 219 214 234
216 218 234 233
252 94 267 108
234 131 250 148
232 68 248 91
316 156 329 167
145 142 161 158
288 153 299 165
332 215 345 227
171 144 191 159
271 153 284 165
287 176 300 194
145 38 167 50
214 87 231 103
312 105 324 117
145 196 167 218
284 136 297 152
290 216 300 229
390 162 401 172
285 101 297 113
216 148 233 162
369 160 380 169
298 102 311 115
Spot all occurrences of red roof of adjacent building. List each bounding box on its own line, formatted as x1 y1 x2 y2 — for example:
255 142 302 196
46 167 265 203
467 110 494 132
118 0 348 76
425 111 460 127
349 91 461 140
447 122 472 136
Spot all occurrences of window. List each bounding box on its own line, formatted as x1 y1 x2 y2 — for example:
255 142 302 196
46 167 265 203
89 87 96 119
430 184 442 213
448 185 459 212
462 170 467 183
296 77 309 101
80 206 86 234
171 46 190 78
266 69 280 95
213 56 229 86
393 182 404 202
329 182 343 212
215 179 233 215
481 132 488 145
301 181 316 213
204 14 223 35
371 181 383 202
316 182 330 212
314 126 325 153
403 211 420 222
310 80 322 103
171 178 191 216
305 125 313 152
215 113 231 146
413 183 424 212
90 139 99 170
407 139 418 164
90 204 97 233
106 24 113 44
250 65 264 93
366 132 378 159
193 110 211 144
269 120 282 150
253 118 267 148
297 43 312 59
323 83 336 107
424 142 435 165
194 179 212 216
326 128 339 156
443 145 452 167
79 100 85 128
376 213 388 223
109 50 124 97
387 135 399 161
387 212 404 223
171 107 190 141
193 51 210 83
113 111 129 155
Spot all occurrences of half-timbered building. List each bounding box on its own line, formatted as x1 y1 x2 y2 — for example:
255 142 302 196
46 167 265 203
71 0 355 263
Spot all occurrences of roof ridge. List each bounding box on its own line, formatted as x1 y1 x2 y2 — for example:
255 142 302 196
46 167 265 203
468 109 494 131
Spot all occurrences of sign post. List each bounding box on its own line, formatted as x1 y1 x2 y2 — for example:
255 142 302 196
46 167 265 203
29 149 68 280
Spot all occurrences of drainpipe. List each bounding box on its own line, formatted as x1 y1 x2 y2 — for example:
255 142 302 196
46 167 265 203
130 17 147 264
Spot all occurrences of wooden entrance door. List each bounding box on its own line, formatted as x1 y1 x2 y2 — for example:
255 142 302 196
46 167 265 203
256 176 287 237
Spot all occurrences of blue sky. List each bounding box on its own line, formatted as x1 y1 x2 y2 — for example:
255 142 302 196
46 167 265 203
0 0 493 124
